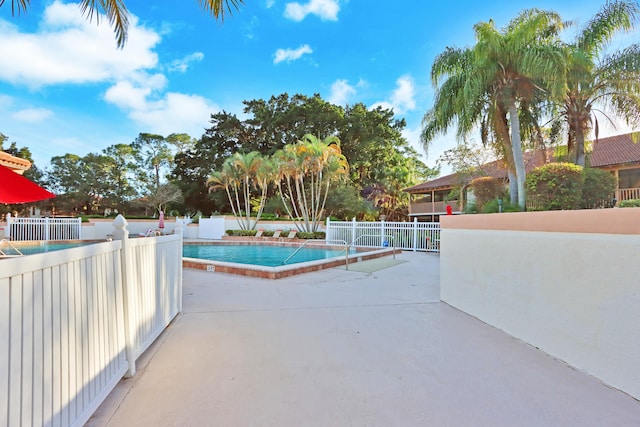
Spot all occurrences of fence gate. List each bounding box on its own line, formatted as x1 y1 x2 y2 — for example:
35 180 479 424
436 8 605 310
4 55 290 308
325 218 440 253
6 215 82 241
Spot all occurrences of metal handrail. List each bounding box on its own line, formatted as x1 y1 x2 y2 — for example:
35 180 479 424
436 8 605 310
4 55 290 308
348 234 396 259
0 239 23 256
282 239 348 266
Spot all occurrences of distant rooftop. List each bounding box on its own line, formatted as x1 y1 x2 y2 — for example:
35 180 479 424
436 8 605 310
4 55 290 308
406 132 640 193
590 132 640 167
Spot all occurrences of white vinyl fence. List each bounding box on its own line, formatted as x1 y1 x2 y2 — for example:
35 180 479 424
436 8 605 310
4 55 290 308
6 214 82 241
325 218 441 252
0 215 183 427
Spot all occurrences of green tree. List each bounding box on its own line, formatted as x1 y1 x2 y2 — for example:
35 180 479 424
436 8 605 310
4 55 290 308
177 94 432 217
47 153 112 214
558 0 640 166
272 135 349 232
4 0 243 48
207 151 271 230
423 9 565 208
132 133 174 190
101 143 140 213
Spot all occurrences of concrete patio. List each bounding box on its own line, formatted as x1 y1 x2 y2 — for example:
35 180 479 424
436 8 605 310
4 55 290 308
88 252 640 426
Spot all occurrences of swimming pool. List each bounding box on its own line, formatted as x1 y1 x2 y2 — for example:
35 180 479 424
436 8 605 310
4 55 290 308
182 243 345 267
182 242 398 279
1 241 96 256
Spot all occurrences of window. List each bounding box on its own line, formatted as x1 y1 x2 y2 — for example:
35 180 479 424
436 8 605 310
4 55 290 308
619 169 640 189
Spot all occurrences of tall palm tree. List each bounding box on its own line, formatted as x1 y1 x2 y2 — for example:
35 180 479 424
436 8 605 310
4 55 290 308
422 9 565 208
3 0 244 48
559 0 640 166
207 151 268 230
272 134 348 232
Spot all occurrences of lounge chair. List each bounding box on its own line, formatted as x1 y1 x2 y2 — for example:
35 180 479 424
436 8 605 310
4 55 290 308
286 230 297 239
255 229 264 238
272 230 282 238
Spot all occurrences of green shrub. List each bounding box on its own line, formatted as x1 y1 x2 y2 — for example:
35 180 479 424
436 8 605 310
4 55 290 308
464 202 478 214
581 168 617 209
294 231 326 239
225 229 259 236
471 176 502 211
262 230 275 237
481 199 522 213
619 199 640 207
526 163 583 210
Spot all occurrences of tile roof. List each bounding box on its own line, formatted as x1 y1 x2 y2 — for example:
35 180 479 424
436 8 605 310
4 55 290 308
589 132 640 167
405 149 551 193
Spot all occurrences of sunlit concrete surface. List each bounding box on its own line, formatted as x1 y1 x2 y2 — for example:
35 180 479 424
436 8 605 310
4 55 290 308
88 252 640 426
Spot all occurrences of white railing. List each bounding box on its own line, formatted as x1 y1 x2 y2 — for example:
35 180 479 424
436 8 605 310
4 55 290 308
0 215 183 427
6 214 82 241
325 218 441 253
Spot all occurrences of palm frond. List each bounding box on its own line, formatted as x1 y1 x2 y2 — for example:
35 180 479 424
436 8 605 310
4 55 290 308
197 0 244 21
576 0 639 58
2 0 29 15
79 0 130 49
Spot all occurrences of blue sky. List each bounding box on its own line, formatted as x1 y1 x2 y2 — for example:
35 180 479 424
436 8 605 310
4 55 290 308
1 0 638 175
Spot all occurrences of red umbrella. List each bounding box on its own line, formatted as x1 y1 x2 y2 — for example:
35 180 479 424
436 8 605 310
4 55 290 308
0 164 55 204
158 210 165 229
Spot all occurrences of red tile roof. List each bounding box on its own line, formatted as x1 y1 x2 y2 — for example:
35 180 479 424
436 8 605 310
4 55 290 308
405 150 551 193
589 133 640 167
406 133 640 193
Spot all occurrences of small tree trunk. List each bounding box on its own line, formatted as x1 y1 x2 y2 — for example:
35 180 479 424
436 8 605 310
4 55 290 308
509 103 526 209
508 168 517 205
575 128 586 167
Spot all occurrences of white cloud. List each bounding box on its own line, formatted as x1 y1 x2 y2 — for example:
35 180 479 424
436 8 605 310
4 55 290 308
273 44 313 64
168 52 204 73
130 92 219 136
0 1 159 88
391 75 416 112
104 77 219 136
11 108 54 123
328 79 356 106
266 0 276 8
371 75 417 114
284 0 340 21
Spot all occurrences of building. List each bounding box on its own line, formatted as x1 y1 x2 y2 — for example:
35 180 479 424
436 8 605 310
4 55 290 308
0 150 31 174
404 132 640 221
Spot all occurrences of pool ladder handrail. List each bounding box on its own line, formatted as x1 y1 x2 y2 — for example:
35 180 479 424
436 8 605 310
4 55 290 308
348 234 396 260
0 239 23 257
282 239 349 267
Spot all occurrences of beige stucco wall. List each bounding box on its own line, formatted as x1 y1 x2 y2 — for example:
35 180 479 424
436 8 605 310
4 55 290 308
440 209 640 400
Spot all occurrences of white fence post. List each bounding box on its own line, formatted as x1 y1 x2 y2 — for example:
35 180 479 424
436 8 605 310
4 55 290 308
413 218 418 252
112 214 137 377
5 212 10 239
45 217 50 241
351 218 356 245
325 217 331 244
381 220 385 247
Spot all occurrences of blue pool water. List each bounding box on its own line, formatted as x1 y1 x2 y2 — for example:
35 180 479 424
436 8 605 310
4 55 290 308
12 242 95 255
182 244 345 267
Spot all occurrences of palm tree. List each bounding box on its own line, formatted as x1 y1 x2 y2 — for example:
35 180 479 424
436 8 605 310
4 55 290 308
422 9 565 208
207 151 269 230
272 134 348 232
3 0 244 48
558 0 640 166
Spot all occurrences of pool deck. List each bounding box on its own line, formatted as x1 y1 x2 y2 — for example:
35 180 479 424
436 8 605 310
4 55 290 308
88 251 640 426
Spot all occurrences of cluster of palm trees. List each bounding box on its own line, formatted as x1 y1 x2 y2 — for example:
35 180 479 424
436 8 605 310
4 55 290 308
422 1 640 208
207 135 349 232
